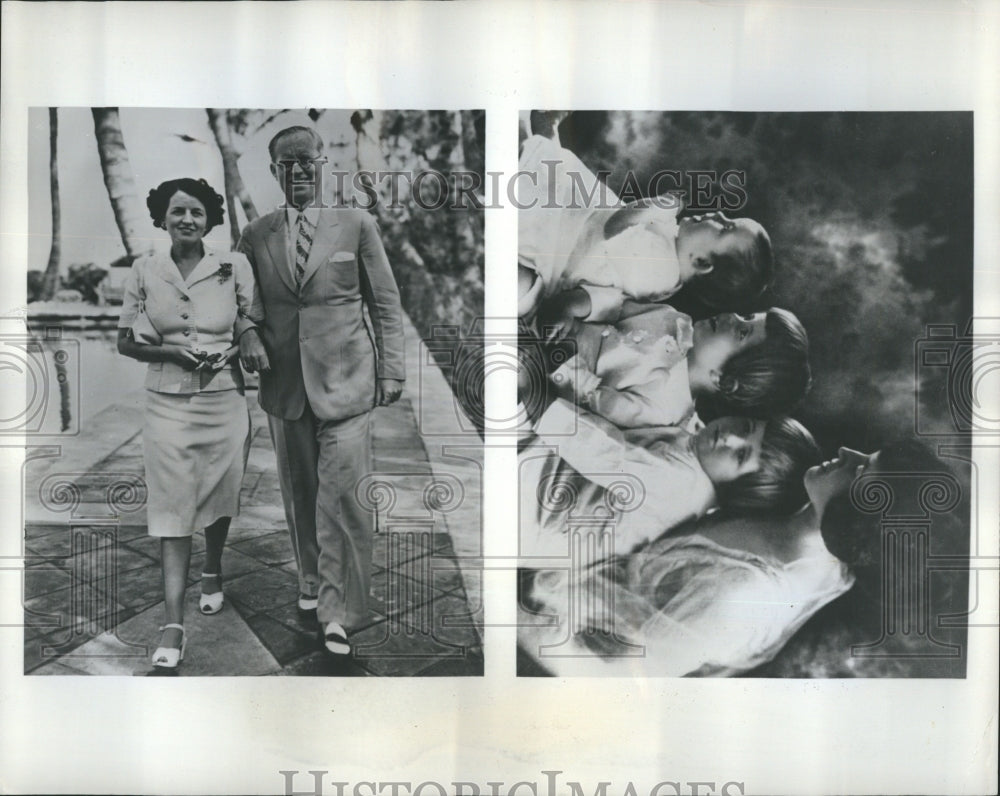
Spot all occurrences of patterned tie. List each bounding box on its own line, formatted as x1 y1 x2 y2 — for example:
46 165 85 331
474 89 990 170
294 212 314 288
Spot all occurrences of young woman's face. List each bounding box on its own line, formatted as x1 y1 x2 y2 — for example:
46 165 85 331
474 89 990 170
164 191 208 245
690 312 767 387
694 416 767 484
804 447 881 518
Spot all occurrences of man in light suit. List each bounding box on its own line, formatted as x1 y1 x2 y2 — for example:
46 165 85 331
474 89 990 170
238 125 405 655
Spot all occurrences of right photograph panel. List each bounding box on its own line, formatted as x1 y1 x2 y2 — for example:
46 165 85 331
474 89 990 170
516 110 973 678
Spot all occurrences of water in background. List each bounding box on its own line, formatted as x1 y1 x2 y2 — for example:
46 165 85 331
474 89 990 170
30 328 146 436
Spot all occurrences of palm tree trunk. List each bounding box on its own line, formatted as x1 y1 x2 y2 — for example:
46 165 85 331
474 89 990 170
91 108 150 260
41 108 62 301
206 108 259 248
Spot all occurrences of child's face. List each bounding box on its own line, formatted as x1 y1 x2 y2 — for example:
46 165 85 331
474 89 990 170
690 312 767 388
678 213 761 280
694 416 767 485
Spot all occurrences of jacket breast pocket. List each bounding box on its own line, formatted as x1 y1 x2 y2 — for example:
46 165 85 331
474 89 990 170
324 251 359 299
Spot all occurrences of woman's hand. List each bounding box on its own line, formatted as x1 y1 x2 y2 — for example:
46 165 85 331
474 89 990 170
204 346 240 371
239 329 271 373
161 344 204 370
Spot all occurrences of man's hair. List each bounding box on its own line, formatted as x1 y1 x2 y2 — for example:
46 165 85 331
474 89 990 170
267 125 325 162
146 177 225 233
820 440 951 569
715 416 820 516
691 220 773 309
715 307 811 416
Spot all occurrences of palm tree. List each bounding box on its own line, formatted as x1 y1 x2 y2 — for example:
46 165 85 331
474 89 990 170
91 108 151 260
40 108 62 301
206 108 259 247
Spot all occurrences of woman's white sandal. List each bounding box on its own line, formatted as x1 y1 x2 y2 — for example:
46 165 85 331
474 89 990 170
152 623 186 669
199 573 224 615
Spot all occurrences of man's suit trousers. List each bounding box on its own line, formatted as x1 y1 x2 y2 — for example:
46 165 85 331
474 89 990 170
268 403 373 629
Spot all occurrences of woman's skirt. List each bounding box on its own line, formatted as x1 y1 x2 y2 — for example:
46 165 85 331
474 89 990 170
143 389 251 537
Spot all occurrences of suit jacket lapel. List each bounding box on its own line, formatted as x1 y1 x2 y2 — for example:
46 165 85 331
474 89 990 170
263 210 298 295
151 250 192 299
299 209 341 291
185 250 221 287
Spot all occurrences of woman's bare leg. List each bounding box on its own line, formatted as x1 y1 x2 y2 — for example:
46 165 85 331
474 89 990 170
160 536 192 648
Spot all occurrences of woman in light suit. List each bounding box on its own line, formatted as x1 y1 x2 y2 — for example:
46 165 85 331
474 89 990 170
117 177 267 672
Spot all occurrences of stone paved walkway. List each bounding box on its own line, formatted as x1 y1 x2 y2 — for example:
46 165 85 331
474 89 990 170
19 315 483 677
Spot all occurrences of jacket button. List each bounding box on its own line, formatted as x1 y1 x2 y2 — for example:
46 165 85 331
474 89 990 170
181 312 189 319
180 295 190 301
183 330 191 337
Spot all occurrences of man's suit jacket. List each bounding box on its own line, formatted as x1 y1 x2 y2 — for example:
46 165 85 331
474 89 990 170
238 207 406 421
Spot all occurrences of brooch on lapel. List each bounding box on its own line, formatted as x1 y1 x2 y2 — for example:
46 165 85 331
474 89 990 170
216 261 234 284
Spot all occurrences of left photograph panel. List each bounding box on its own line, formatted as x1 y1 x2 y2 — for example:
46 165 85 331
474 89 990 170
17 107 485 676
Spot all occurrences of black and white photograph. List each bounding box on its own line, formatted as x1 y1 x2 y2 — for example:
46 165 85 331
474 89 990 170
1 2 997 795
18 107 485 676
516 110 974 679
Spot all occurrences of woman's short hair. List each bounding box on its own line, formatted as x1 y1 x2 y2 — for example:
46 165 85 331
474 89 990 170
146 178 225 233
691 219 773 309
716 307 811 416
820 440 951 568
716 416 820 516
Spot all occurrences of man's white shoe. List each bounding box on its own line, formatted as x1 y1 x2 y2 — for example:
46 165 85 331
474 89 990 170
322 621 350 656
298 594 318 612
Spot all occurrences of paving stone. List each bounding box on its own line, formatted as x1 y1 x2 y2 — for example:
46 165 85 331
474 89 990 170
425 592 483 650
123 532 205 560
350 620 470 677
246 613 319 666
224 567 298 614
75 543 157 585
24 523 67 541
186 547 269 585
369 568 439 619
275 649 371 677
262 597 384 635
24 631 76 673
258 599 320 634
426 555 467 595
117 524 149 541
245 447 274 473
23 614 65 642
53 594 281 676
24 583 129 638
29 661 86 676
24 608 138 673
92 563 164 612
372 531 437 569
238 472 263 497
23 530 84 561
229 505 287 532
414 649 484 677
249 472 283 500
23 565 74 599
230 531 296 565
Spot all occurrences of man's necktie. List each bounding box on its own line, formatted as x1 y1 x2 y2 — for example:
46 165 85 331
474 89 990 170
294 213 314 288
